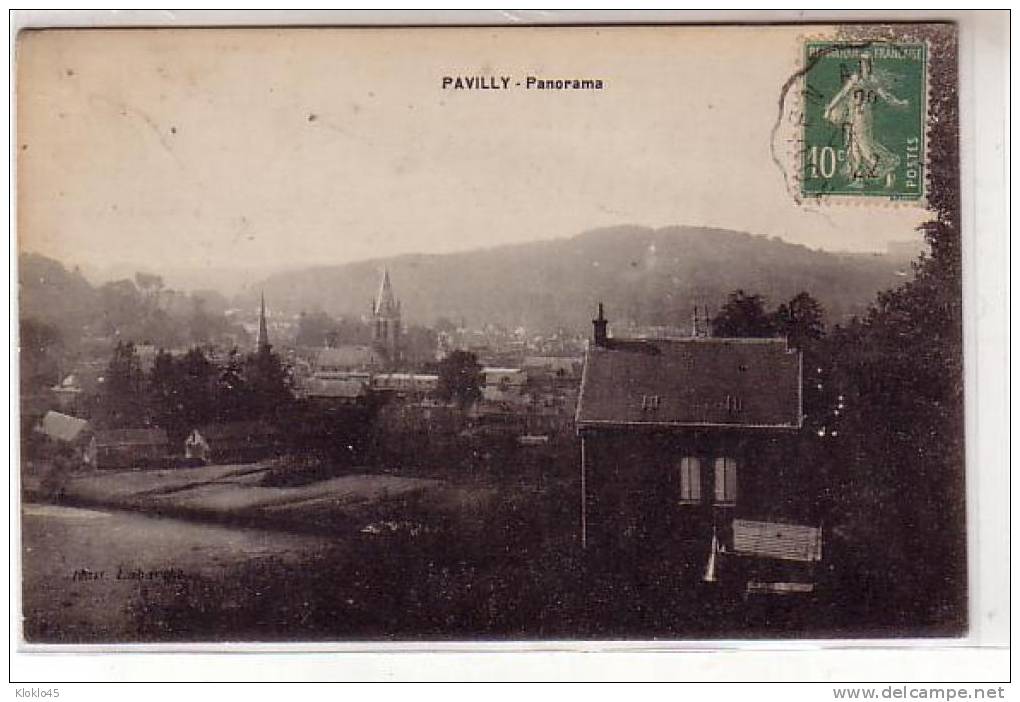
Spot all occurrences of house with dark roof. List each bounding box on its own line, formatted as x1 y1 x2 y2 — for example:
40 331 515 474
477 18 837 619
314 346 385 374
576 304 818 588
371 373 439 400
301 376 372 406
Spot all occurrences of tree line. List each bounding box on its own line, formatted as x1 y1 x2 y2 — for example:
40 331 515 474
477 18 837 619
704 27 963 634
710 290 825 347
94 342 292 442
18 256 246 353
710 264 961 632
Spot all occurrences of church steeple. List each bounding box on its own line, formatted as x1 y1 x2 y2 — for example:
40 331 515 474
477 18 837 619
256 291 270 352
372 268 401 365
374 267 399 316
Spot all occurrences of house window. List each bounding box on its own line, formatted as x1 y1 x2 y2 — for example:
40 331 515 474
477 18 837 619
714 457 737 505
678 456 701 504
641 394 661 410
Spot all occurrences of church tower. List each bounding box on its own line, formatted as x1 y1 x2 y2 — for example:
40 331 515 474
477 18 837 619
372 268 401 364
255 291 270 353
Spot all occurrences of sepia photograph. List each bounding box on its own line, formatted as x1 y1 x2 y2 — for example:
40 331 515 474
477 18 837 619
14 18 975 649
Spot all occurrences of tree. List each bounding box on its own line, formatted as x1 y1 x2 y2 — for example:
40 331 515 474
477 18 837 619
189 297 215 344
295 310 337 348
215 348 249 422
19 317 63 393
403 324 439 366
749 292 830 435
176 347 216 430
772 291 826 350
711 290 775 337
97 341 147 428
819 24 964 632
244 346 293 419
148 348 179 432
134 272 165 310
97 279 144 338
437 350 482 408
333 317 372 346
146 347 216 440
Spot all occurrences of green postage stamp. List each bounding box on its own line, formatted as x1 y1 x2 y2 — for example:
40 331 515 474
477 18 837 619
801 42 927 200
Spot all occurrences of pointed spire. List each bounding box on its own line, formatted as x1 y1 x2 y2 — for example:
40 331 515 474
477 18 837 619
374 267 398 316
256 290 270 352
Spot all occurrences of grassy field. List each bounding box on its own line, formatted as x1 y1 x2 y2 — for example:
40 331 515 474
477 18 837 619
20 503 336 643
21 449 904 642
54 460 497 537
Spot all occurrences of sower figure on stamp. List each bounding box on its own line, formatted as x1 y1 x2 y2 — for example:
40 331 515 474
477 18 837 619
824 53 908 189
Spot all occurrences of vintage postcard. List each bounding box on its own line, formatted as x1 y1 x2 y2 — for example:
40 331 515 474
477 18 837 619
15 21 968 646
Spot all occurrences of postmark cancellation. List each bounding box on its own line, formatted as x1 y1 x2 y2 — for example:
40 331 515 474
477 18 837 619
776 38 929 206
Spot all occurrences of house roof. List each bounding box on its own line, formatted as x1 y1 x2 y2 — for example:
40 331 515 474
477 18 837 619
194 421 277 441
304 377 369 399
731 519 823 562
315 345 383 370
37 411 90 443
576 337 801 429
93 427 169 447
522 356 582 372
373 373 439 382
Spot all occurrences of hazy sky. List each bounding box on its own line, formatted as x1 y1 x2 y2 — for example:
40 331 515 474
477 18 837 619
18 26 929 278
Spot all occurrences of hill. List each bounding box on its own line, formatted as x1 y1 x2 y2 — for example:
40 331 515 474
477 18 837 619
256 226 910 333
18 252 99 334
18 252 241 350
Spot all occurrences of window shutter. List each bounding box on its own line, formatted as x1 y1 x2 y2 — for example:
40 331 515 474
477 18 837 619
714 457 737 505
679 456 701 503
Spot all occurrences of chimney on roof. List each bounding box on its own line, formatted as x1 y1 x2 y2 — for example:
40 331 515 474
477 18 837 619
592 302 608 347
692 305 709 338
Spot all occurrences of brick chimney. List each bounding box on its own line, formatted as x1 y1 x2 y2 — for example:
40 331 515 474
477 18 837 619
592 302 608 347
